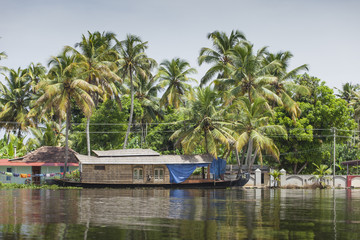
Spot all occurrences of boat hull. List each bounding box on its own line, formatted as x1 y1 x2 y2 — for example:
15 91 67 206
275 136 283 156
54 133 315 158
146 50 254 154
52 173 250 189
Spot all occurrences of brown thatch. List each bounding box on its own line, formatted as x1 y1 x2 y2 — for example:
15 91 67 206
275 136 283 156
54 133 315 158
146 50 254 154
10 146 79 163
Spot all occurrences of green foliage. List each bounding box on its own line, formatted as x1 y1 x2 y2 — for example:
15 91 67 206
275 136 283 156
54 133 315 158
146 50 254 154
312 163 332 187
71 97 143 153
271 75 357 173
269 169 283 187
145 108 184 154
65 169 80 182
0 133 28 158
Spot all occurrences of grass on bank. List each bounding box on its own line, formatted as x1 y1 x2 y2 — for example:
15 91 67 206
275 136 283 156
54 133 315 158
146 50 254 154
0 182 82 189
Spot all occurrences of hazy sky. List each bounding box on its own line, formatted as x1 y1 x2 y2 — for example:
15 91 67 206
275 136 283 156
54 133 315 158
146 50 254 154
1 0 359 91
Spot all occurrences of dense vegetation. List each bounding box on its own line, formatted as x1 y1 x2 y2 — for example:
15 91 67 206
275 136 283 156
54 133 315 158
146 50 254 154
0 30 359 174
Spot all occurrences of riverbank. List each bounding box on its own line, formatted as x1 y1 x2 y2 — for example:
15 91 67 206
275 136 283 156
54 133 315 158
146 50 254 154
0 182 82 189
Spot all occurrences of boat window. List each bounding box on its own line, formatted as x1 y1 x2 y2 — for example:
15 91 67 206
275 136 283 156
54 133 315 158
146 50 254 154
133 168 143 180
154 167 164 181
94 165 105 170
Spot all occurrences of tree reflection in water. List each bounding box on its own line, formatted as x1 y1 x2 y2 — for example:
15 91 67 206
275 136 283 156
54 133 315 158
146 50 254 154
1 188 360 239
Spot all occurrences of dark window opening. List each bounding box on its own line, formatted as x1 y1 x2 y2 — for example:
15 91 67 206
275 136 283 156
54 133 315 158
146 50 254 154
94 165 105 170
261 173 264 184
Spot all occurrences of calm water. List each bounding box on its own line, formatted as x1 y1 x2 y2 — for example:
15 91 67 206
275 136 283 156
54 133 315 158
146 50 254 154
0 188 360 240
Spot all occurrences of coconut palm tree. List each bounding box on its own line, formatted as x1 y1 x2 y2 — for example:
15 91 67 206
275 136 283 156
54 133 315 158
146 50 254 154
198 30 246 86
264 51 309 120
158 58 197 109
115 34 156 148
34 52 99 177
170 87 235 159
0 67 32 136
312 163 332 188
67 31 121 155
336 82 359 103
231 97 287 171
223 42 281 105
134 72 162 145
28 121 65 148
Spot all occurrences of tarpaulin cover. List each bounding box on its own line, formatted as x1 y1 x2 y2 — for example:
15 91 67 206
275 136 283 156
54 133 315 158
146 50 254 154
210 158 227 179
167 163 209 183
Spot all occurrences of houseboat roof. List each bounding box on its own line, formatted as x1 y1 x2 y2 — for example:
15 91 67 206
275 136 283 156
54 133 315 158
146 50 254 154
92 149 160 157
76 153 213 165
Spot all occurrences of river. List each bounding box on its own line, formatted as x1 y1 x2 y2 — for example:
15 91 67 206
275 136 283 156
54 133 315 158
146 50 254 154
0 188 360 239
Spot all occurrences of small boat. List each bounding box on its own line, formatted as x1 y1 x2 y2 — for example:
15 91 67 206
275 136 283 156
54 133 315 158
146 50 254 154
53 149 250 188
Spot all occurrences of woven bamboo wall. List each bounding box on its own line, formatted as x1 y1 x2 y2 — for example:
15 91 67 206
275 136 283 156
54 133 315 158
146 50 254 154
81 164 170 184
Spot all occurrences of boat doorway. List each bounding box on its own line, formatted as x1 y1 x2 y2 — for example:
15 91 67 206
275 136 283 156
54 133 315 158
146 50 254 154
32 166 41 184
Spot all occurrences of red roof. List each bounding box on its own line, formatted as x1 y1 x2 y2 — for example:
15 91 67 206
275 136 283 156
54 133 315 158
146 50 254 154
0 159 78 166
0 146 79 167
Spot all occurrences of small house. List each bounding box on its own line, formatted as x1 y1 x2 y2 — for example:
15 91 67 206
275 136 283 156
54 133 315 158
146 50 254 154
0 146 79 184
76 149 215 185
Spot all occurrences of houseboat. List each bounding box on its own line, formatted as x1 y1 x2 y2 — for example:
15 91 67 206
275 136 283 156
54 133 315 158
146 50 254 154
54 149 250 188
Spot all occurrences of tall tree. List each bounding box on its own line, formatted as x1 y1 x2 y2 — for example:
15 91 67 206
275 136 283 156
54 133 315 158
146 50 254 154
170 87 235 159
34 52 99 177
336 82 359 103
198 30 246 86
264 51 309 120
231 97 287 170
0 68 32 136
225 42 281 104
68 31 121 155
115 34 156 149
134 72 162 145
158 58 197 109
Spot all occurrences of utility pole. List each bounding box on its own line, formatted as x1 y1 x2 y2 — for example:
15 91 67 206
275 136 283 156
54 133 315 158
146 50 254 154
333 127 336 188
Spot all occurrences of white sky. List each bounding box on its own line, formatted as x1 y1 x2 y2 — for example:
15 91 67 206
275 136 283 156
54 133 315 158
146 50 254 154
1 0 359 91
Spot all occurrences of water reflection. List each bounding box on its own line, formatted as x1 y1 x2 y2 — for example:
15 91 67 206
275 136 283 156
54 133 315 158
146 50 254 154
1 188 360 239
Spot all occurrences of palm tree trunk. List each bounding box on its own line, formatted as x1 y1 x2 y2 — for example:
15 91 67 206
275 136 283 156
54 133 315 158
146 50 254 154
248 148 258 172
63 105 70 179
86 117 91 156
238 145 247 175
245 139 253 167
235 148 241 177
123 68 134 149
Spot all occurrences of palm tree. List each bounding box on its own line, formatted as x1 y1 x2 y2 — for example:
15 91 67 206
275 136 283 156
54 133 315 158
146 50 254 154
158 58 197 109
198 30 246 86
34 52 99 177
231 97 287 171
68 31 121 155
224 42 281 105
28 121 65 148
170 87 235 159
312 163 332 188
134 72 162 145
27 62 47 93
115 34 156 149
264 51 309 120
336 82 359 103
0 68 32 136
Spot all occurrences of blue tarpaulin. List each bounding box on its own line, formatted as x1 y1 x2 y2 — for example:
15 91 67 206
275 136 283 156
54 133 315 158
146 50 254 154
166 158 227 183
210 158 227 179
167 163 209 183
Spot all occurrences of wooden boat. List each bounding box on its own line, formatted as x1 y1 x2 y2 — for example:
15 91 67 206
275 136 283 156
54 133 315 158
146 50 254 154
53 173 250 188
53 149 250 188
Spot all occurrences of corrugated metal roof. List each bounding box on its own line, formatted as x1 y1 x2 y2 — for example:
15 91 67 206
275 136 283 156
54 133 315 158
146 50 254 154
92 149 160 157
76 154 213 165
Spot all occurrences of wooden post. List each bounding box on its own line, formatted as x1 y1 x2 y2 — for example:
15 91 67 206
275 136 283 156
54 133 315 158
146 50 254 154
207 164 210 179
